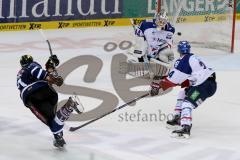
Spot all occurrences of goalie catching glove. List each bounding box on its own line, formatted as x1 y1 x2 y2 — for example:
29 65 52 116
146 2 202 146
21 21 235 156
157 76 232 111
46 70 63 86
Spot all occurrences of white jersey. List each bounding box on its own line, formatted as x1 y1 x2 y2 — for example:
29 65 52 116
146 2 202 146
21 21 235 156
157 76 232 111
167 54 214 86
136 19 175 57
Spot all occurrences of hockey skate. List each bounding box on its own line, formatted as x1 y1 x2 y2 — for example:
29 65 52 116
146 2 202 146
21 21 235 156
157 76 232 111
171 125 192 139
166 114 180 129
66 96 84 114
53 131 66 148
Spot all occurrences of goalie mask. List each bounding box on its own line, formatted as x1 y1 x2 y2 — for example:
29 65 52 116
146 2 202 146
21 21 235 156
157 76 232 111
155 10 168 28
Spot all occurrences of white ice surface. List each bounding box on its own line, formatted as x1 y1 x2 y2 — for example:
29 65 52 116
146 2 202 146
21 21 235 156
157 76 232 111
0 23 240 160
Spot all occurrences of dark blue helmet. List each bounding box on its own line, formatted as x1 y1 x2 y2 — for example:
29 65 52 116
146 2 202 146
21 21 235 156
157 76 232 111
177 41 191 54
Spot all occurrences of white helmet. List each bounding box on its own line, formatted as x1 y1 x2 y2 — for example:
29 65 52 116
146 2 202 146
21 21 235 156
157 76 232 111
155 10 168 28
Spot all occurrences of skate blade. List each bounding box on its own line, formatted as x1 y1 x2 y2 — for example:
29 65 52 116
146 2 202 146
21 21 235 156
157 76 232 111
170 133 190 139
54 142 66 149
54 144 65 149
166 124 181 130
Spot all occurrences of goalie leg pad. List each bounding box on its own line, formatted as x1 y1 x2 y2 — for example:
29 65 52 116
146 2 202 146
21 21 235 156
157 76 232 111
158 47 174 63
128 37 148 59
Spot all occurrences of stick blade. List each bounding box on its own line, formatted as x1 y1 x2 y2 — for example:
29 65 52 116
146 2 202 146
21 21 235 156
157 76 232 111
69 127 77 132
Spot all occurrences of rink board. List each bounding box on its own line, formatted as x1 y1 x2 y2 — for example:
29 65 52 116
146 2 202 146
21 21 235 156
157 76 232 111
0 13 238 32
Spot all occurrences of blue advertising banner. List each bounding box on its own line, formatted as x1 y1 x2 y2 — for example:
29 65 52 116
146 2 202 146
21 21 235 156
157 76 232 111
0 0 239 32
0 0 123 23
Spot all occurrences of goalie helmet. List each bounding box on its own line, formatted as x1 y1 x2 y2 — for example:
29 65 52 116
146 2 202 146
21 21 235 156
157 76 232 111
155 10 168 28
20 55 33 67
177 41 191 54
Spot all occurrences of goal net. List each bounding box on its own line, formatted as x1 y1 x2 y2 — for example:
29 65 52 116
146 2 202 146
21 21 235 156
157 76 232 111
156 0 236 53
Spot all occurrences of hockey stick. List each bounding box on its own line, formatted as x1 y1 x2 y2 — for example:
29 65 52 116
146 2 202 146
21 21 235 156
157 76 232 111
130 18 137 30
39 29 53 56
69 92 150 132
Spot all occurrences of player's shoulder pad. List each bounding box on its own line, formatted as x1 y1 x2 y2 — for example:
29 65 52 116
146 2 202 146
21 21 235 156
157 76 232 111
190 54 200 60
27 61 42 70
188 54 202 66
174 54 193 74
139 19 157 32
17 68 24 77
164 22 175 34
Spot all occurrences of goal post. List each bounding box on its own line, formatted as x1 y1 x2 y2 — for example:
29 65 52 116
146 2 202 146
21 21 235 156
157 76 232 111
156 0 237 53
155 0 161 13
231 0 237 53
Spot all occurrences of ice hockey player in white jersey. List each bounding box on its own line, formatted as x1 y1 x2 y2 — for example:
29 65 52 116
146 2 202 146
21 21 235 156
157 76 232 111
17 55 82 148
150 41 217 138
133 10 175 64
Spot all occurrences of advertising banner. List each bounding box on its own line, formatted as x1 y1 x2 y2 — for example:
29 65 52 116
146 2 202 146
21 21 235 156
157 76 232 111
0 0 239 31
122 0 152 18
0 0 123 23
237 0 240 19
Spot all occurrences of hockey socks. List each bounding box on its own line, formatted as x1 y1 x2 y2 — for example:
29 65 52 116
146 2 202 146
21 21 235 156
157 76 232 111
50 97 79 147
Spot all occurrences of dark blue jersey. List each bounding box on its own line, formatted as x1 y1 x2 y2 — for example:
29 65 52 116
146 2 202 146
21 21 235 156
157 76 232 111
17 62 48 106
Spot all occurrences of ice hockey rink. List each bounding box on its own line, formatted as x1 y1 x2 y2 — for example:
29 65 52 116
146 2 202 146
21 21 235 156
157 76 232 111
0 23 240 160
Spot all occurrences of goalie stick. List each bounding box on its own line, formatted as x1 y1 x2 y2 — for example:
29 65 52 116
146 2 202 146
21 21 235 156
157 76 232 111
69 92 150 132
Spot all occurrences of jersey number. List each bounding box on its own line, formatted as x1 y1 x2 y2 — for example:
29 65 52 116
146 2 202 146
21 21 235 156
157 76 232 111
168 71 175 78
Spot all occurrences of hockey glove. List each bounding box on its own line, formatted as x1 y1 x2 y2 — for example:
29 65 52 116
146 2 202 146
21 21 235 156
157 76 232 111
135 27 144 37
50 55 60 66
45 55 59 70
46 59 56 70
150 82 161 96
47 70 63 86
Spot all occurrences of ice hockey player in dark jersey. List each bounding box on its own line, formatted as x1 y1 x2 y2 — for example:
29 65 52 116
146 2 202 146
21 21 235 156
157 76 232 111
150 41 217 138
17 55 81 148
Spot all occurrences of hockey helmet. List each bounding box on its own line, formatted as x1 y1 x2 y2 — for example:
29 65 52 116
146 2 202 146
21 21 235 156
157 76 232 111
177 41 191 54
20 55 33 67
155 10 168 28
